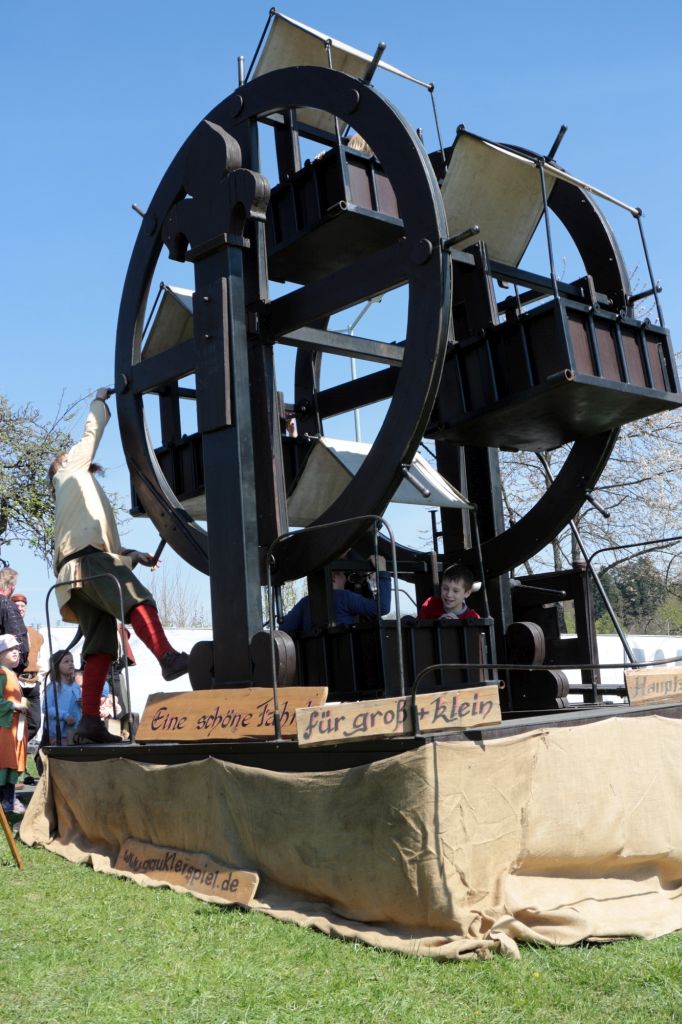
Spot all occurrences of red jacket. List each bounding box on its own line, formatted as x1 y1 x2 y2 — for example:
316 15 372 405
418 597 480 621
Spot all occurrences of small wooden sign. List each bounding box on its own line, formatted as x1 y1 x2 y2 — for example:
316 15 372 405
115 838 258 904
296 685 501 747
136 687 328 743
625 667 682 706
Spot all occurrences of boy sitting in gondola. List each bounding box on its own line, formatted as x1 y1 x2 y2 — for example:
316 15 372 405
418 564 480 621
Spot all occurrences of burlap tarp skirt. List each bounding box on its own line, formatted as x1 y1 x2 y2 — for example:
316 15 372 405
20 713 682 959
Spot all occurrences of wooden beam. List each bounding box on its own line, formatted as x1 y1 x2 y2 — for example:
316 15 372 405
0 804 23 869
280 327 404 366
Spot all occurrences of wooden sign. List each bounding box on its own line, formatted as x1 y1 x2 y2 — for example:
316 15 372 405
625 667 682 706
297 685 501 747
115 838 258 905
136 687 328 743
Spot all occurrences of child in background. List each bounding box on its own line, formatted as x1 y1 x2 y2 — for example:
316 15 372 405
42 650 81 745
418 564 481 621
0 634 28 815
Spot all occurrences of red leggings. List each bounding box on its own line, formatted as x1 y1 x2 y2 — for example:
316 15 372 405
81 603 173 716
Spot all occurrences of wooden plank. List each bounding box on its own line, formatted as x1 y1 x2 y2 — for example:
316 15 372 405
624 668 682 706
115 838 258 904
0 804 23 869
296 685 502 747
136 687 328 743
279 327 405 366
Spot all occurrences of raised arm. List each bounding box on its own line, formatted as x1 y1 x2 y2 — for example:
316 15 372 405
58 390 112 476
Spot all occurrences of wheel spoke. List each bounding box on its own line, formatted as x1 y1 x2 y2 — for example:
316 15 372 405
316 367 399 420
128 337 197 395
280 326 404 366
117 65 450 589
263 240 408 340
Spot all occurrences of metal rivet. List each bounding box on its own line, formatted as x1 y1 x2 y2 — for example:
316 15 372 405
338 88 360 115
411 238 433 265
226 93 244 118
143 212 157 237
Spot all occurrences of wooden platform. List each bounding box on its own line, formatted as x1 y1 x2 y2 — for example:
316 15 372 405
42 700 682 773
25 702 682 958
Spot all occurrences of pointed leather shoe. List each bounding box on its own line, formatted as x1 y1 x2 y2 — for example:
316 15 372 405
160 650 190 681
72 715 123 744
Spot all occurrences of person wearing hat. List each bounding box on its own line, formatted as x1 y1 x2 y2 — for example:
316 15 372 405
11 594 43 745
49 388 189 744
0 568 28 673
0 634 28 815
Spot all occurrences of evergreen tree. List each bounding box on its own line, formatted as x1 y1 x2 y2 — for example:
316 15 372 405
592 556 668 633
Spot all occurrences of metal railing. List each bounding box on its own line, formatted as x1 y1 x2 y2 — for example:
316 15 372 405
43 573 133 746
408 653 682 738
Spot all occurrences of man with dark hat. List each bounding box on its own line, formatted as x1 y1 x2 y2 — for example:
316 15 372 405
11 594 43 746
0 568 28 673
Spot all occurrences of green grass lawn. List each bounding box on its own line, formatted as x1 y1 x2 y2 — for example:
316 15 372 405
1 833 680 1024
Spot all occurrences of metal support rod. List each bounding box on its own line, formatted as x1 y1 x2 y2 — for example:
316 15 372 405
634 211 665 325
401 465 430 498
362 40 386 84
264 555 283 741
341 41 386 141
428 85 447 174
536 452 636 664
546 124 568 162
537 159 561 303
244 8 276 84
140 282 165 346
372 527 380 620
584 490 611 520
325 39 344 151
627 284 662 306
340 296 382 442
469 509 492 620
350 356 361 442
397 587 418 610
429 509 441 554
274 586 284 624
443 225 480 250
237 55 245 87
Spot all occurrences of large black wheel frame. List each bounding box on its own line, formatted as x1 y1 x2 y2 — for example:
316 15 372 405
115 66 451 583
365 178 630 576
479 179 630 576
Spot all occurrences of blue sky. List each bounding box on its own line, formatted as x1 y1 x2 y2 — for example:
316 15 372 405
3 0 681 621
